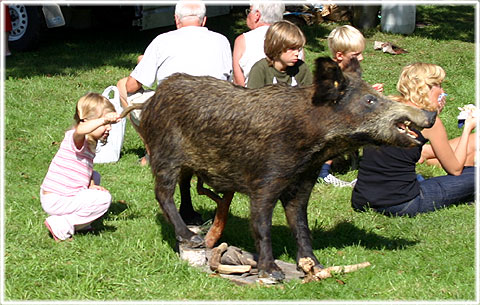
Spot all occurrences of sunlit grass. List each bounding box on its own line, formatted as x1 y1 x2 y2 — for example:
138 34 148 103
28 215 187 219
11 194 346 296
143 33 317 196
3 4 476 302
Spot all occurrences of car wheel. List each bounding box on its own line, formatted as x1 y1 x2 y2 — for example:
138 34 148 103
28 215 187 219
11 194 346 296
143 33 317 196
8 5 44 51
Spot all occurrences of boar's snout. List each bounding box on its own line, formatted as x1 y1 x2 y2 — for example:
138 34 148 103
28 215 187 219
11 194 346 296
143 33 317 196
422 110 437 128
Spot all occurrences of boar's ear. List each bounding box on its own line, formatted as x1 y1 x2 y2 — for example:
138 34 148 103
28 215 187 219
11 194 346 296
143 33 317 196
312 57 348 106
342 57 363 78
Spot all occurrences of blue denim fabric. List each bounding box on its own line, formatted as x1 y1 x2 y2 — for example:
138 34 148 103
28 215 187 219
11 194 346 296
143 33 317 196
375 166 476 217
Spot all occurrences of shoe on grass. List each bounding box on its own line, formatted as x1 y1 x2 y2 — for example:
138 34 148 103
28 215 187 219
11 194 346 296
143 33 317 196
44 220 60 242
44 220 72 242
322 174 353 188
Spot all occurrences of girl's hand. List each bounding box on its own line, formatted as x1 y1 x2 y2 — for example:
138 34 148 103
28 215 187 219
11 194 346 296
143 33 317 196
89 184 108 192
104 112 121 125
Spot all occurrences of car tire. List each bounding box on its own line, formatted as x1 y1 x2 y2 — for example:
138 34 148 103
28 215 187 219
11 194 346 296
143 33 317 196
8 5 44 51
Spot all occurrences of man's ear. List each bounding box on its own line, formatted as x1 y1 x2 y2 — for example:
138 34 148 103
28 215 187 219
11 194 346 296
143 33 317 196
174 15 181 28
201 16 207 27
312 57 348 105
253 10 261 23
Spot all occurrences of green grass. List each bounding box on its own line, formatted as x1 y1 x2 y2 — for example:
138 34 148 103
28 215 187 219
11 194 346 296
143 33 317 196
2 4 477 302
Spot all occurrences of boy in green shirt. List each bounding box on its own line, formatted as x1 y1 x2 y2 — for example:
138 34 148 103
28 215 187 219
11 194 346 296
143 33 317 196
247 20 312 88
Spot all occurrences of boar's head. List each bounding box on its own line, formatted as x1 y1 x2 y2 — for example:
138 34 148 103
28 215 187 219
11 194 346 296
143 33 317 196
312 57 436 148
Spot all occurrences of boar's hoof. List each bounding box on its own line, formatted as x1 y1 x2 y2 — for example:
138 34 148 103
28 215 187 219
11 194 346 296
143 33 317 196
258 269 285 282
177 234 205 248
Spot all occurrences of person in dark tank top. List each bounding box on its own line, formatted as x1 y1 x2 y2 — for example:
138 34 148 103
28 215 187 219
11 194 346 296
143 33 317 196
352 62 476 217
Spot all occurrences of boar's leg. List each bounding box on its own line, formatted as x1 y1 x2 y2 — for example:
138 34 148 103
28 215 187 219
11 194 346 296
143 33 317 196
195 179 234 248
280 177 323 271
179 169 204 226
250 191 285 281
154 170 204 248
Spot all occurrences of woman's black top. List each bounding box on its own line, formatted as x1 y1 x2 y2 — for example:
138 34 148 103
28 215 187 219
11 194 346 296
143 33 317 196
351 133 428 209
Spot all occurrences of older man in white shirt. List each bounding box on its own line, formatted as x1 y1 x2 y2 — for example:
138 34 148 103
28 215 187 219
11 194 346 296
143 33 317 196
117 0 232 131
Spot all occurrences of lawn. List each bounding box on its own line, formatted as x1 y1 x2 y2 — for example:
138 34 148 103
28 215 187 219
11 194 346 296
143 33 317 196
2 4 478 304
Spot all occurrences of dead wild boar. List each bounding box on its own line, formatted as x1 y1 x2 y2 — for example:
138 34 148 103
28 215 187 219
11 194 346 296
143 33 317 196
123 57 436 281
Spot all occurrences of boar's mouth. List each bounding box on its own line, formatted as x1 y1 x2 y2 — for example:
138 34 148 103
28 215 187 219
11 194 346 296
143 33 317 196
396 120 420 139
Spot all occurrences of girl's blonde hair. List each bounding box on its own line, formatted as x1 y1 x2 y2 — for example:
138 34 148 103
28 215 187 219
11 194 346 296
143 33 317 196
264 20 306 66
393 63 446 111
73 92 115 147
327 25 365 57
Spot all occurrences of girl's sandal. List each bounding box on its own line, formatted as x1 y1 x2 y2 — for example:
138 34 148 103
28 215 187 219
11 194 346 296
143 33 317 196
44 220 72 242
44 220 60 242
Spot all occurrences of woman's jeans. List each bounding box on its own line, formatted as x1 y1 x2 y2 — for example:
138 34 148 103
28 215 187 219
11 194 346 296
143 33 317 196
376 166 476 217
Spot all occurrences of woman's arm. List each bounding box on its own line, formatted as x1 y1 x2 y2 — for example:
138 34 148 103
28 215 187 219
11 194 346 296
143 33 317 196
422 114 476 175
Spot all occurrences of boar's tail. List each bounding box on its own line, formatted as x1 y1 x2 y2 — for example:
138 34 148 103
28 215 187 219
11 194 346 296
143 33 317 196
119 103 143 119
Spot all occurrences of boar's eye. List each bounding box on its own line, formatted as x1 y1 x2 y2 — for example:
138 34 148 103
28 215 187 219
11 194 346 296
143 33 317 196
364 95 377 105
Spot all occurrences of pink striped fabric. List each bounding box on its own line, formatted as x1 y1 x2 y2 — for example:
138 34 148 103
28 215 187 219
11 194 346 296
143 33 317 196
41 129 95 196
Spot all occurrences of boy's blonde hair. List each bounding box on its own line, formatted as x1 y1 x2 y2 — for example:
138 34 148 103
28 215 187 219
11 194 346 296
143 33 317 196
73 92 115 147
264 20 306 66
327 25 365 57
392 63 446 111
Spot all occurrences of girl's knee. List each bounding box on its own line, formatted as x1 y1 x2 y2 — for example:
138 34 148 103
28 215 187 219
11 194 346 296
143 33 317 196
100 191 112 206
89 190 112 212
93 191 112 216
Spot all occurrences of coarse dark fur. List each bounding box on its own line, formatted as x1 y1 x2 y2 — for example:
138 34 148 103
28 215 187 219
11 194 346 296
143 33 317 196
123 57 436 281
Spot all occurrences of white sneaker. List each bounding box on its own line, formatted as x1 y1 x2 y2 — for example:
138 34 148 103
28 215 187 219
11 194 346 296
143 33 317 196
322 174 353 188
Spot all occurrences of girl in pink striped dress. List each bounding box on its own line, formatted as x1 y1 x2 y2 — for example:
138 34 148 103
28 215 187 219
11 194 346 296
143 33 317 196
40 93 121 241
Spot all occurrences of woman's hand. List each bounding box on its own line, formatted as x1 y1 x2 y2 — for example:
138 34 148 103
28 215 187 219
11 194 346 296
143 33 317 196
464 111 477 132
437 94 447 113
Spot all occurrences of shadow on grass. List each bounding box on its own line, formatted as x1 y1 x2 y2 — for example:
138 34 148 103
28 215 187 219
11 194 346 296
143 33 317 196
414 5 474 43
155 207 417 261
359 5 475 43
5 26 157 79
122 147 147 161
76 201 130 237
4 10 242 79
107 201 129 216
5 5 473 80
311 221 417 250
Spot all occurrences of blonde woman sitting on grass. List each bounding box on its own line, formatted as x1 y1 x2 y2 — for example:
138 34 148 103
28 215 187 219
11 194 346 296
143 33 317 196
352 63 476 217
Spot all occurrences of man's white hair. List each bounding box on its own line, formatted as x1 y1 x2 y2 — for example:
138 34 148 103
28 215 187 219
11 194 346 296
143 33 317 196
175 0 206 20
251 0 285 24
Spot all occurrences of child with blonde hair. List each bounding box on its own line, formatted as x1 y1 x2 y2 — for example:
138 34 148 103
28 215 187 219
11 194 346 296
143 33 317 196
319 25 384 187
247 20 312 88
327 25 383 91
352 63 476 216
40 93 121 241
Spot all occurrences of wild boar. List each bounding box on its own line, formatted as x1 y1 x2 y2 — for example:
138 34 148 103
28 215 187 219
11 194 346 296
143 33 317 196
123 57 436 281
